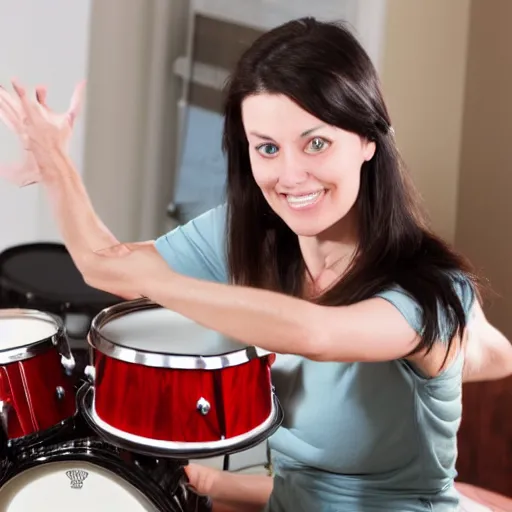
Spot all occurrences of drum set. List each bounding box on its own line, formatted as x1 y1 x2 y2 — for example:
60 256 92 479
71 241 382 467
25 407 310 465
0 243 282 511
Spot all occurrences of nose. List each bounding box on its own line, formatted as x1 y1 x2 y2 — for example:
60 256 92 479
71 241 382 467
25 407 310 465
278 151 309 188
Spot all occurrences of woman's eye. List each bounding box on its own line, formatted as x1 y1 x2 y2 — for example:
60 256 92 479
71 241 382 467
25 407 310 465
305 137 330 154
256 143 279 157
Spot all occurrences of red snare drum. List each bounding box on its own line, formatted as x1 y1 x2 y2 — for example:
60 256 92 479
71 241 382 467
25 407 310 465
80 299 282 459
0 309 76 447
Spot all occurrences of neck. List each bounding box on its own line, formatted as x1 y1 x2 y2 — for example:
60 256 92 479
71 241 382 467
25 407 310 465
298 209 359 281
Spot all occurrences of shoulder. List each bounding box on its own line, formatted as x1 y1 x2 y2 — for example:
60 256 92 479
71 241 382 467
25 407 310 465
375 270 476 337
154 204 228 282
375 271 476 377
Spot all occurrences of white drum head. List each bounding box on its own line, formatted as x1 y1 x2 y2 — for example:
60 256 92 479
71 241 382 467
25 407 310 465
100 308 247 355
0 313 58 349
0 460 159 511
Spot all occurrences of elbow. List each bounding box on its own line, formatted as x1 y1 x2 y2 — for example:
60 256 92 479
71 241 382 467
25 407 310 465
73 252 95 286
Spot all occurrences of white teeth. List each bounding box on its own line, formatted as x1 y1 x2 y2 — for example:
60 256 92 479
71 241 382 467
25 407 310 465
286 191 323 208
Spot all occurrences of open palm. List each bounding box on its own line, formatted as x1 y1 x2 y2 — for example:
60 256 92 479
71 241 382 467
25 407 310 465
0 79 85 186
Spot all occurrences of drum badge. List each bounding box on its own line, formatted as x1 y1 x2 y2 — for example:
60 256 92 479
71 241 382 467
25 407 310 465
65 469 89 489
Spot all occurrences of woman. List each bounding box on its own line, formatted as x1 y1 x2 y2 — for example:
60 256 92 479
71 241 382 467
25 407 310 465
1 18 511 512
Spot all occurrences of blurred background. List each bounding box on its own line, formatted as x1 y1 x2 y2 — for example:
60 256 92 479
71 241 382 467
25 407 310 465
0 0 510 500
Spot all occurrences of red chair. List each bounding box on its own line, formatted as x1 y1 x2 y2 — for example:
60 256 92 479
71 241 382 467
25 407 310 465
455 377 512 510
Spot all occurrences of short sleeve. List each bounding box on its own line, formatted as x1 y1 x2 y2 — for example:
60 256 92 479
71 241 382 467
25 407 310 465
376 287 424 334
154 204 228 283
375 272 476 341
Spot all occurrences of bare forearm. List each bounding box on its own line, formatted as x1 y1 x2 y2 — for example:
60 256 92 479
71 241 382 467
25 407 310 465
145 270 417 362
41 149 119 257
148 271 321 358
209 472 272 510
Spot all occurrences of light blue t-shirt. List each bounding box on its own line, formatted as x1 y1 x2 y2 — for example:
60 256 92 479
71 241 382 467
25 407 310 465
155 204 475 512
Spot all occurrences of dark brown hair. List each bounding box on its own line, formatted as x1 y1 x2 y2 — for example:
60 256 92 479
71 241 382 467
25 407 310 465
223 18 476 356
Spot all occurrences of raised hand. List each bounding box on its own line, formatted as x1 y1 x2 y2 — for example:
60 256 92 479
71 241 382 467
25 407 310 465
0 79 85 187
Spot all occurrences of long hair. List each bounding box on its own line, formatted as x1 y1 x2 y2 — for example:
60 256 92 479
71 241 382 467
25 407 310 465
222 18 477 356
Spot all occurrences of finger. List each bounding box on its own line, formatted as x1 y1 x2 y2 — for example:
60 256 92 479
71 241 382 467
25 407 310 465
11 78 38 123
67 80 86 127
0 90 23 129
35 85 48 108
0 86 22 109
0 110 16 131
0 100 21 131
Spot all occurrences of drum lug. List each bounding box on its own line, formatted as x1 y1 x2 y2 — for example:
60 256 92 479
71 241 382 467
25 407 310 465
196 397 211 416
53 331 76 376
84 365 96 384
60 355 76 376
0 400 11 434
55 386 66 400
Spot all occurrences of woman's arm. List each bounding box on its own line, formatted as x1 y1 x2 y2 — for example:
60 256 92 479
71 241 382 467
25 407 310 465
41 149 121 254
185 463 271 512
209 473 272 512
131 263 419 362
463 301 512 382
0 80 152 274
185 463 273 512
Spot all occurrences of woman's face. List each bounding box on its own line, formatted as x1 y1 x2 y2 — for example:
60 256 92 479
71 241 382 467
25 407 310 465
242 93 375 237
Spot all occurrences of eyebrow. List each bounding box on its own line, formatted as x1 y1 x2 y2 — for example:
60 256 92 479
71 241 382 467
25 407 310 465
249 124 327 142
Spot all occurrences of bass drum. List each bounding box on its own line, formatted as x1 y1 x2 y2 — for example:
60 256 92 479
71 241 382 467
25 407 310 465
0 439 194 512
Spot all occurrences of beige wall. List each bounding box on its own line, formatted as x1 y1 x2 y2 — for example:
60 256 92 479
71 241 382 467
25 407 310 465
381 0 512 334
456 0 512 333
380 0 471 242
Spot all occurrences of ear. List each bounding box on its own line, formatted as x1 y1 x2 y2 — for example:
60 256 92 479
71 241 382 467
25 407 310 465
363 140 376 162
